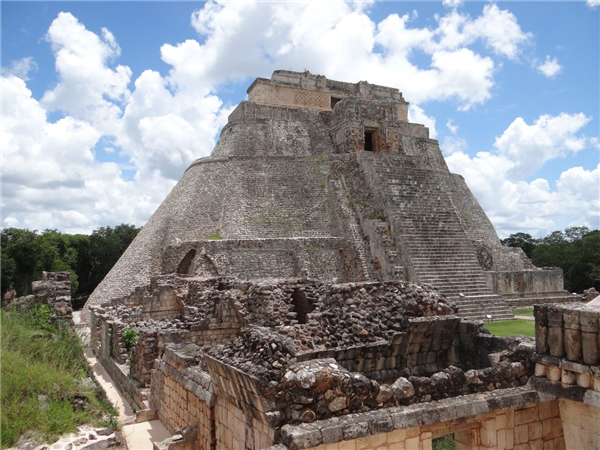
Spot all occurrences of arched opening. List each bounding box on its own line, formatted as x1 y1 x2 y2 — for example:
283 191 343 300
291 289 314 324
177 249 196 274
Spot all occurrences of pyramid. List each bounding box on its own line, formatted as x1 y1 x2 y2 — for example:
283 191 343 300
85 70 572 321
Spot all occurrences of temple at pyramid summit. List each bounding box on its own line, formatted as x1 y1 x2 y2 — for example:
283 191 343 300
77 71 599 450
85 70 571 322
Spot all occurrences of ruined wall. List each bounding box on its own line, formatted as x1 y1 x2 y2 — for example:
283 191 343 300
151 346 215 450
8 271 73 322
487 269 565 297
205 355 278 450
297 400 564 450
278 394 564 450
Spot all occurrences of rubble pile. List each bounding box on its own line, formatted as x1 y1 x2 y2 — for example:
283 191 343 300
207 326 298 382
282 282 454 351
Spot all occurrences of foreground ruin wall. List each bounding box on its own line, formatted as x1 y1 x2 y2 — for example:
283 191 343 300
6 271 73 322
89 275 575 450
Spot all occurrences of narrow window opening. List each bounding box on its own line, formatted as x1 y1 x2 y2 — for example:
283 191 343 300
177 249 196 274
291 289 314 324
330 96 343 109
364 131 374 151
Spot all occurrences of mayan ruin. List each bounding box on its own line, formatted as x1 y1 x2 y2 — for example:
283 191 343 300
73 71 599 450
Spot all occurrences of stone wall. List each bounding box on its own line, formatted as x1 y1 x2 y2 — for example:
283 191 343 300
558 398 600 450
162 238 349 281
215 396 276 450
7 271 73 323
487 270 564 297
151 345 214 450
297 316 460 380
275 391 563 450
142 286 184 321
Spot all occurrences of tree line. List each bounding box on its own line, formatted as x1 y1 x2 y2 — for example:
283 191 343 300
501 226 600 293
1 225 140 304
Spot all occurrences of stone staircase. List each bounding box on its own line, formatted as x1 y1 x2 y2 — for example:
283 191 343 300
359 153 514 321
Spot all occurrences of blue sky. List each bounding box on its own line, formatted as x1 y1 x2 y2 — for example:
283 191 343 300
1 0 599 237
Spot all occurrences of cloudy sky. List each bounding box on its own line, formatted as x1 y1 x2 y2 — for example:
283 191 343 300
2 0 599 238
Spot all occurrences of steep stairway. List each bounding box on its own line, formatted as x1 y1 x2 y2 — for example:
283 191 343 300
359 153 513 321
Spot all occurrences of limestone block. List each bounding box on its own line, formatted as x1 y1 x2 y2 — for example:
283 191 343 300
547 366 561 382
576 373 591 388
514 425 528 445
535 363 548 377
560 370 576 385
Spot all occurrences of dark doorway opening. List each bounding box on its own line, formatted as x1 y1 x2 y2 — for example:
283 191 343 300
291 289 314 324
330 96 343 109
177 249 196 274
364 131 374 151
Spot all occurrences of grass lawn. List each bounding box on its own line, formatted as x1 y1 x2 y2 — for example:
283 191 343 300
512 308 534 316
1 305 116 449
484 319 535 338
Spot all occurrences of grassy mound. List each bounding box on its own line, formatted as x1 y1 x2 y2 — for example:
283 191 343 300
1 305 116 448
484 319 535 338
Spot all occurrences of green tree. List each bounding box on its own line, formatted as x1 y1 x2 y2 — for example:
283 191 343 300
87 224 140 295
532 227 599 293
501 232 537 258
1 228 42 296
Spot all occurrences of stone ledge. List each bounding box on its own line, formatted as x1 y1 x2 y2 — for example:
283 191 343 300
529 376 600 408
279 387 540 449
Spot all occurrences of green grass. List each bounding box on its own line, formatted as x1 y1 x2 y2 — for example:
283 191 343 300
484 319 535 338
512 308 534 316
433 434 455 450
1 306 116 448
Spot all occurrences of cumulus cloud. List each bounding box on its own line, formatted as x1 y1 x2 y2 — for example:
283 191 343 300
0 4 560 234
180 1 530 109
445 113 599 237
493 113 591 179
537 56 562 78
2 56 38 80
442 0 464 8
2 13 229 233
586 0 600 8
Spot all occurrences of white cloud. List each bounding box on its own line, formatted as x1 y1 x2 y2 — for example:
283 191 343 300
494 113 591 179
408 105 437 139
445 113 599 237
0 4 545 234
442 0 464 9
2 56 38 80
41 12 132 135
537 56 562 78
1 14 229 233
446 119 458 135
586 0 600 8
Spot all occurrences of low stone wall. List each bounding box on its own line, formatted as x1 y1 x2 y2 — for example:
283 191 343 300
487 269 564 297
275 389 563 450
142 286 184 321
89 307 147 409
151 346 214 450
215 396 276 450
7 271 73 322
297 316 460 380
